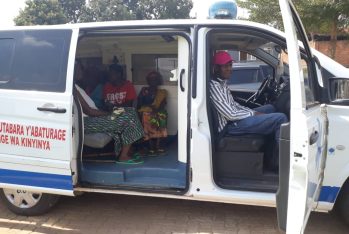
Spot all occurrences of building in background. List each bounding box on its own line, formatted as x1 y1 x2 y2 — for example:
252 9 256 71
310 34 349 68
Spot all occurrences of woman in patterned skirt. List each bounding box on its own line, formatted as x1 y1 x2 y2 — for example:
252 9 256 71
137 71 168 155
75 61 144 164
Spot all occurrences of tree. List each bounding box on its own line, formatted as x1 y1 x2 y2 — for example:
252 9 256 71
14 0 193 25
14 0 67 26
236 0 282 29
58 0 86 23
125 0 193 20
313 0 349 58
236 0 349 58
79 0 193 22
79 0 134 22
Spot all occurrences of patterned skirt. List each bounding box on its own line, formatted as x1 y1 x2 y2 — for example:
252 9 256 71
84 107 144 155
141 110 168 141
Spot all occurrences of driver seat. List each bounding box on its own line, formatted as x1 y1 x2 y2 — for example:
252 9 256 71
210 102 265 178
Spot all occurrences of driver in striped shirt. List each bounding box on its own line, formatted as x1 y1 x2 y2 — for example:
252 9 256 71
210 51 288 143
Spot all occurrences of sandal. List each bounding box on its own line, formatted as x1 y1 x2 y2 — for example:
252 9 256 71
132 152 142 160
156 148 167 156
147 150 158 157
116 158 144 165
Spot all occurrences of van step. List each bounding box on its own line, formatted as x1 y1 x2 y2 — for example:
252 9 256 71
218 176 279 193
80 160 187 189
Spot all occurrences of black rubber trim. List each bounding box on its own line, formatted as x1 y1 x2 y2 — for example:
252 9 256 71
192 25 198 98
37 107 66 113
180 69 185 91
80 24 192 32
73 90 84 188
276 122 290 232
80 182 186 196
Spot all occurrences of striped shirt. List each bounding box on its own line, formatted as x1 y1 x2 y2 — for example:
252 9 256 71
210 78 255 132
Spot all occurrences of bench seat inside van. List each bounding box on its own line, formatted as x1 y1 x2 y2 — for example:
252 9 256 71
84 133 112 148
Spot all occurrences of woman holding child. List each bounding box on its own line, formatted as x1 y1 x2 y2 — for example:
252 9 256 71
137 71 168 156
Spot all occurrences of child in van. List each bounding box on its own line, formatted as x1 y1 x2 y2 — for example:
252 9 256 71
137 71 168 156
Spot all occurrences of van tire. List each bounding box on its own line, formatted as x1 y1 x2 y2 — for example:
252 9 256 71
334 181 349 225
0 188 60 216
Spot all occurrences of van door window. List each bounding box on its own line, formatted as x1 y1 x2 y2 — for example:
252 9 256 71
0 30 72 92
0 39 15 82
279 52 316 106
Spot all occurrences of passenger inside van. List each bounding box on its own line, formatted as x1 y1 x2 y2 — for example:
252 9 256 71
87 67 107 109
77 65 106 109
137 71 168 156
103 64 137 109
74 61 145 165
210 51 288 169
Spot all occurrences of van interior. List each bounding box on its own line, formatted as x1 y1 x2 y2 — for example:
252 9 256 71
73 27 308 194
74 32 189 193
207 28 317 193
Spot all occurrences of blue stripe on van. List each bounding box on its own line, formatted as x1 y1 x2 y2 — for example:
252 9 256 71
319 186 340 203
0 168 73 191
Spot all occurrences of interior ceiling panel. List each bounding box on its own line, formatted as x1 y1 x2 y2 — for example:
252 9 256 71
212 33 269 51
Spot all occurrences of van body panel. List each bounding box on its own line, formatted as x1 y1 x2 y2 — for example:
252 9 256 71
321 105 349 198
74 186 276 207
0 29 75 195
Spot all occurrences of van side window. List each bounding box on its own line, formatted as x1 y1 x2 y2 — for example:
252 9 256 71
0 30 72 92
226 51 274 87
0 39 15 82
280 53 316 106
301 57 316 106
132 54 177 86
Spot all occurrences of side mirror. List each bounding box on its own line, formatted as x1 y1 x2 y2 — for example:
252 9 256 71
328 78 349 105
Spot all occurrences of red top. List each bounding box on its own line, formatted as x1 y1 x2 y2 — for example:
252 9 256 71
103 80 136 105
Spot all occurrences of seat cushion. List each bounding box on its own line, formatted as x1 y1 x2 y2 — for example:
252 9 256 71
216 151 264 178
217 134 265 152
84 133 112 148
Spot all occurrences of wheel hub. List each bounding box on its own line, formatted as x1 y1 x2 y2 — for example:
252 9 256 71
3 189 42 209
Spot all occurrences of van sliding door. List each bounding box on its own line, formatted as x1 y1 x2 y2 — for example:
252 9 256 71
0 29 78 195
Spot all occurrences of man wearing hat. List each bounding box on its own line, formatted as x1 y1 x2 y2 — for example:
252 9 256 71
210 51 288 147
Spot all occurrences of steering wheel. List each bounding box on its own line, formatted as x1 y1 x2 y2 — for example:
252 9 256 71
246 75 275 104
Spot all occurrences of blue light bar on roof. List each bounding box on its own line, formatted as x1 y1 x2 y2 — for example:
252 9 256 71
209 0 238 19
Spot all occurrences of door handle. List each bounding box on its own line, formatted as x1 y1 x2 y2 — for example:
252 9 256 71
179 69 185 92
37 107 66 113
309 131 319 145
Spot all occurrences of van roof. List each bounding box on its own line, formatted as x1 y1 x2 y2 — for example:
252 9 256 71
1 18 284 36
2 18 347 76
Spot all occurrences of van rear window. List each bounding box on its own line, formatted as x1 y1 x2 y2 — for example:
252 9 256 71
0 30 72 92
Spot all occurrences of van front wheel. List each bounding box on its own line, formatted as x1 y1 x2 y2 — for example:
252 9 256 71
334 180 349 225
0 188 59 216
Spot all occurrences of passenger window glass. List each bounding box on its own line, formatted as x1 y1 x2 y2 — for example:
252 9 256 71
0 30 71 92
132 54 177 86
226 51 273 87
301 58 316 105
280 52 316 106
0 39 15 82
228 69 259 85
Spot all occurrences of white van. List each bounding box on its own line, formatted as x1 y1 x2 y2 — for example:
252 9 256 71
0 0 348 233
